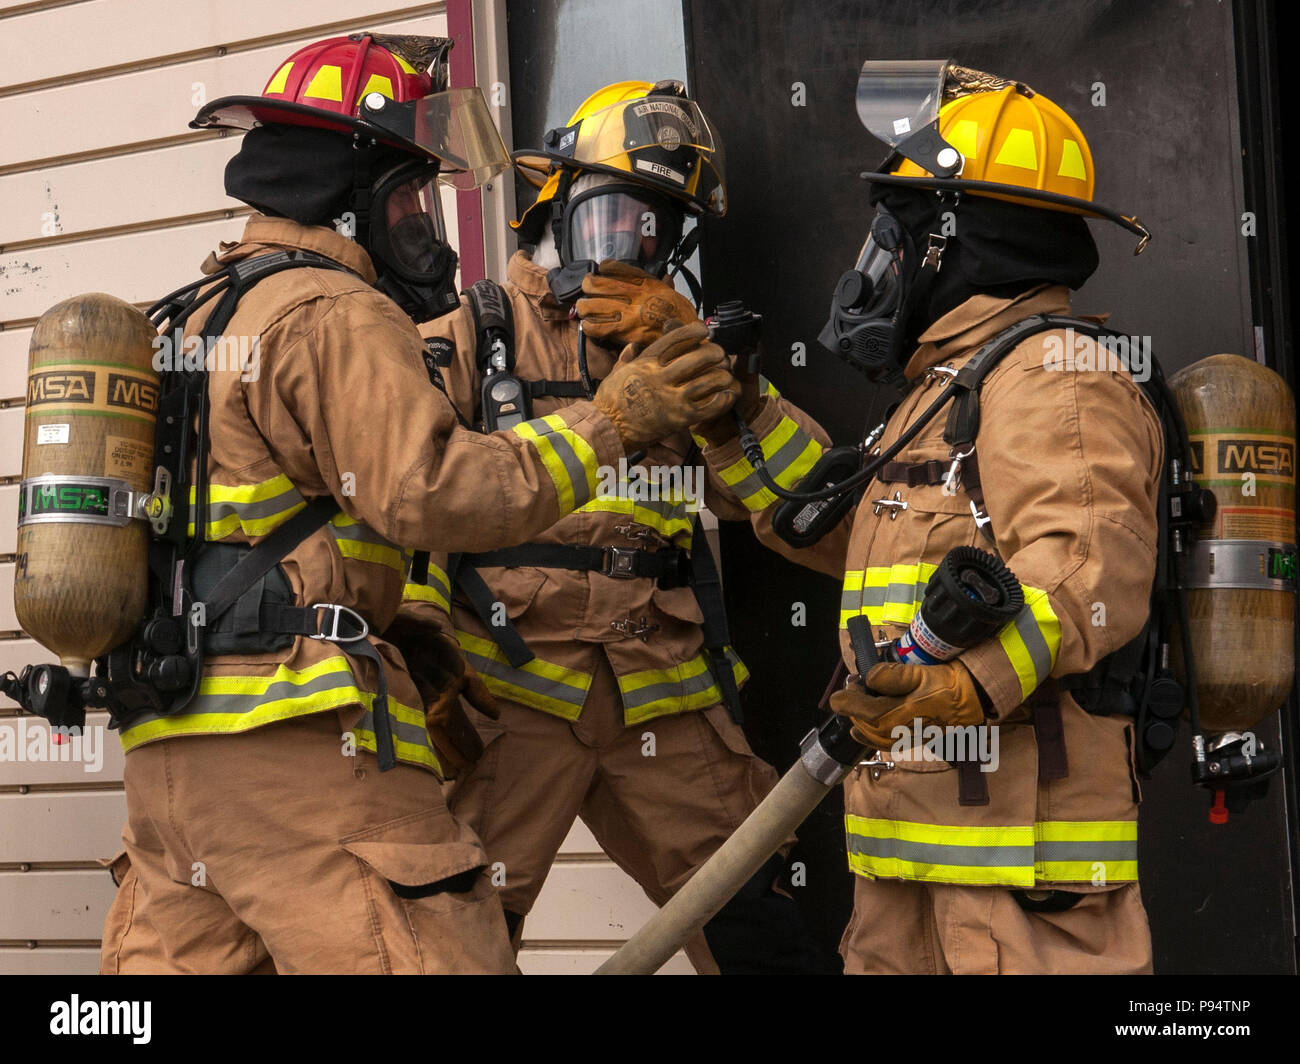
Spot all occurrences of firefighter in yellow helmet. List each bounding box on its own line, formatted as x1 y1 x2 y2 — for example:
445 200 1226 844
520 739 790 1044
412 79 834 973
695 61 1161 973
97 39 740 975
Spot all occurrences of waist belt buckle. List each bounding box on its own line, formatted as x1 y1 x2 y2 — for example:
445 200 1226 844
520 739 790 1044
310 603 369 643
603 547 640 579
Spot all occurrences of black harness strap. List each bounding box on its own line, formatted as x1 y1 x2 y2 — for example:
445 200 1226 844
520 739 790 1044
164 250 402 772
942 314 1104 451
876 458 948 487
527 379 604 399
688 515 744 724
463 543 691 587
446 554 536 669
199 498 340 625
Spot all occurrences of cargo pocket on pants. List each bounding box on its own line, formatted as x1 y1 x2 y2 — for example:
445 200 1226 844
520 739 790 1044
340 807 513 974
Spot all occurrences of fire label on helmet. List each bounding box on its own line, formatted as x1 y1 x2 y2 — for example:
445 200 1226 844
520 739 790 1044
634 158 686 186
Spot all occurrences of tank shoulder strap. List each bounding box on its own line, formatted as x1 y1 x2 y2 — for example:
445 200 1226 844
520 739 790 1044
943 313 1104 449
464 279 601 400
464 278 515 375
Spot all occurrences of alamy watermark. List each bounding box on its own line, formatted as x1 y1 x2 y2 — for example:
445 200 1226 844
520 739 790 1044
0 718 105 773
152 328 262 382
594 458 704 511
1041 327 1151 383
889 718 1000 773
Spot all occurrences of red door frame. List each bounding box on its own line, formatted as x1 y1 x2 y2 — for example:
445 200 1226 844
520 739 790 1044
446 0 487 286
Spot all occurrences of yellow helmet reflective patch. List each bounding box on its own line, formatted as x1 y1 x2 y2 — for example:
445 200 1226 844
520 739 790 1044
304 64 343 102
947 118 980 160
391 53 418 75
1057 138 1087 181
994 128 1039 172
357 73 394 102
265 61 294 96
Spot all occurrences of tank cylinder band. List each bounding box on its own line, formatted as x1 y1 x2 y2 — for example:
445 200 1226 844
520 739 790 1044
17 474 148 528
1188 539 1297 592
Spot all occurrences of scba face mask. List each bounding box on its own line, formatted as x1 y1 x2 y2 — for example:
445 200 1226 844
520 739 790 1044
547 181 684 305
364 159 460 321
818 206 945 383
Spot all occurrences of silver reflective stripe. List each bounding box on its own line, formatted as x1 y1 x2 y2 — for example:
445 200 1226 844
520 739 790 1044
204 490 303 529
846 833 1035 870
621 665 718 713
540 425 596 507
461 645 589 709
1036 839 1138 864
1010 604 1054 685
175 668 359 717
357 709 434 752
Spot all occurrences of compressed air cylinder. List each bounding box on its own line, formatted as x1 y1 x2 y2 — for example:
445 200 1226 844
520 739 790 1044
1169 354 1296 733
14 294 159 676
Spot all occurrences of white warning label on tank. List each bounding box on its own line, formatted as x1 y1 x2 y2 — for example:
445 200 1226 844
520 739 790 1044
37 423 70 445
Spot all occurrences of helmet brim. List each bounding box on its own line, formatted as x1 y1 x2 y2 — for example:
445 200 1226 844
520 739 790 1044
191 95 414 153
862 171 1151 254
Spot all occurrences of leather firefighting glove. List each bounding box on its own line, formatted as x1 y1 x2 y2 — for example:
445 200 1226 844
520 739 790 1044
692 354 763 446
829 660 985 751
383 616 499 778
593 320 741 451
575 259 699 346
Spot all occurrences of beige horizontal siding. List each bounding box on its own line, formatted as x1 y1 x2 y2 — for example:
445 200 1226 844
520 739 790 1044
0 0 446 93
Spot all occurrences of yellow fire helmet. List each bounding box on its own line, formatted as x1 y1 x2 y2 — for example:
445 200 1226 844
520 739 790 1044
856 60 1150 253
512 79 726 245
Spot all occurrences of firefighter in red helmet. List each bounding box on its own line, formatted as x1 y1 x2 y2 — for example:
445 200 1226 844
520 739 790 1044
98 33 739 975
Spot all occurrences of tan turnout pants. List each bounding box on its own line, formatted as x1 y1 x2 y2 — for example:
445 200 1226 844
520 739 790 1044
100 712 515 974
840 876 1154 974
445 657 781 974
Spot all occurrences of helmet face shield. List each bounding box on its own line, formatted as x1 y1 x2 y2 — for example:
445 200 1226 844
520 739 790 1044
855 59 949 149
563 186 683 277
360 86 510 189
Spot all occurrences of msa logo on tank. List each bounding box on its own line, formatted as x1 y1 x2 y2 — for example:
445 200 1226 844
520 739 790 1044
26 363 159 417
1188 434 1295 480
18 480 111 520
106 372 160 414
1269 547 1298 583
17 475 138 528
27 370 94 404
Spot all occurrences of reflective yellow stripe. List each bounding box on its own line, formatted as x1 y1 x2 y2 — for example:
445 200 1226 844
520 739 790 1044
186 473 306 539
575 494 695 543
618 648 749 724
455 629 592 720
691 380 782 451
118 655 440 774
840 563 937 628
512 414 600 514
845 816 1137 886
402 560 451 613
996 585 1061 701
718 414 824 510
328 513 407 573
1034 819 1138 883
845 815 1036 886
